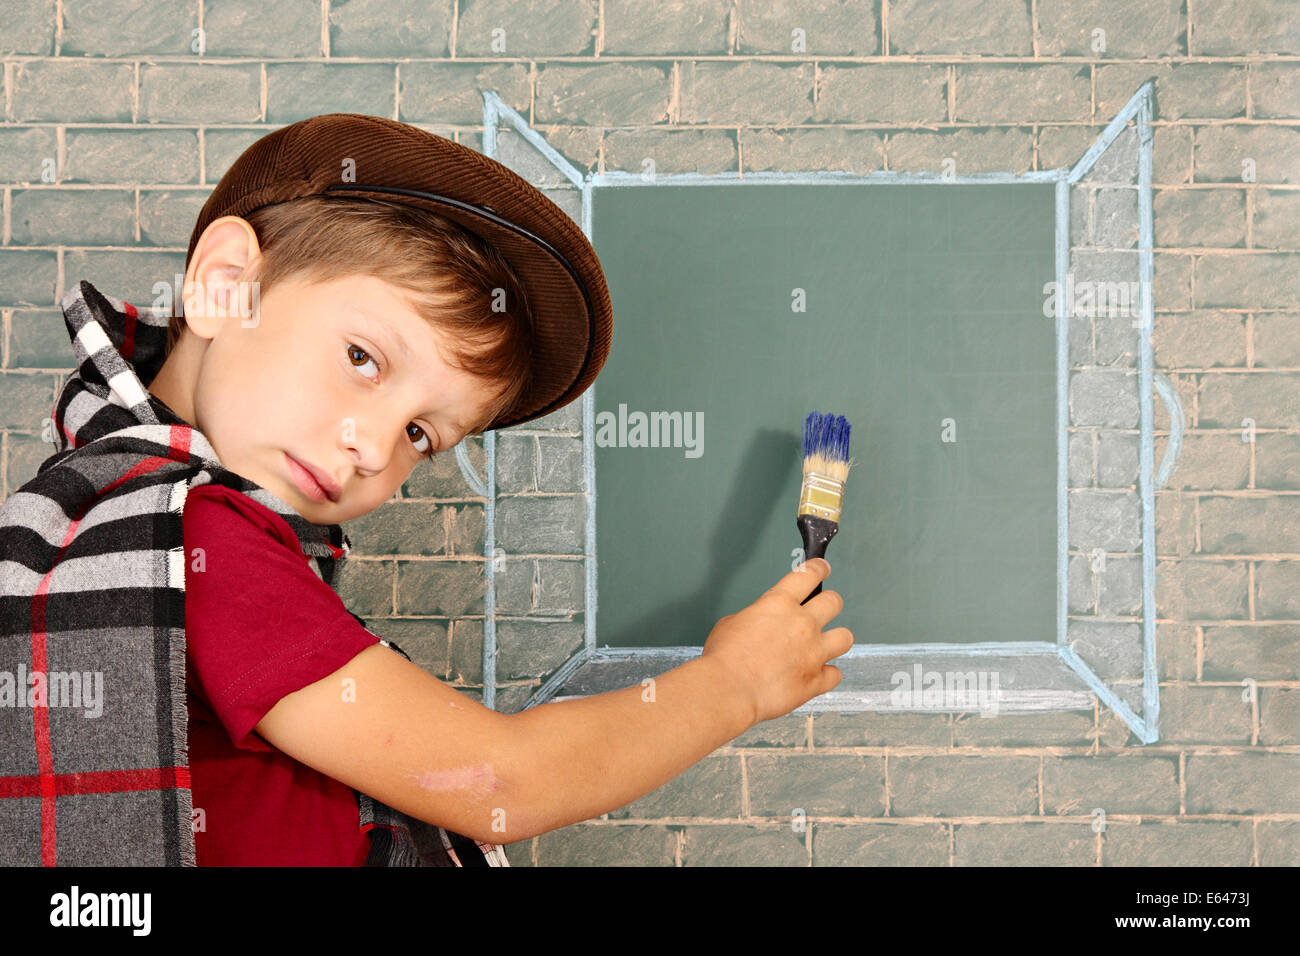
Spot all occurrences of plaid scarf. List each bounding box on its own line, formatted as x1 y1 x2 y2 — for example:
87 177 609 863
0 280 508 867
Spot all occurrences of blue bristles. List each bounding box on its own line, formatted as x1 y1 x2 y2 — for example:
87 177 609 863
802 410 851 463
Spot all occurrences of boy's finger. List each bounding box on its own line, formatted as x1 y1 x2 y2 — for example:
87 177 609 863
771 557 830 602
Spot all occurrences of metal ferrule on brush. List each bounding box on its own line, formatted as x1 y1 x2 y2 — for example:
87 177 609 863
798 471 846 523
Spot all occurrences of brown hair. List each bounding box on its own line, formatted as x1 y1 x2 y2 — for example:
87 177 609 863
168 194 535 436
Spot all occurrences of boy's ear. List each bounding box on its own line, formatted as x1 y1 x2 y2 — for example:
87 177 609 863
182 216 262 337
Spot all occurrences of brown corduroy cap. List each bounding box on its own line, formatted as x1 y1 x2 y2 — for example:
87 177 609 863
186 112 613 432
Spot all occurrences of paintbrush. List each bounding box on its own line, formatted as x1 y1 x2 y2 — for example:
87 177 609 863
797 410 854 605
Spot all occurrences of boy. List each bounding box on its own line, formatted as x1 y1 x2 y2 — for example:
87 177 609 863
0 114 851 866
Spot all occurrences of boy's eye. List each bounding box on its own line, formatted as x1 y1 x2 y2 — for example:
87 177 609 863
347 343 437 459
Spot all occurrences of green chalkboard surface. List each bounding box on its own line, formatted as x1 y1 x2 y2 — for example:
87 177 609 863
590 183 1058 648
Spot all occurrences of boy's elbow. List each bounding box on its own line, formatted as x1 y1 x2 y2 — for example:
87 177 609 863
435 714 547 845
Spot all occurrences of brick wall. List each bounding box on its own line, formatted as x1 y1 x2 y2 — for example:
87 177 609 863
1 0 1295 866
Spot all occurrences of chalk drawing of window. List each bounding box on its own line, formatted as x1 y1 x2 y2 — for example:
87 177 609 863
455 80 1182 744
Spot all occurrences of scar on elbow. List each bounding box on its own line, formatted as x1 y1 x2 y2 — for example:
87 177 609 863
406 764 501 793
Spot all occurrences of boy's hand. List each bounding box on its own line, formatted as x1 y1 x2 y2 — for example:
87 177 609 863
700 558 852 726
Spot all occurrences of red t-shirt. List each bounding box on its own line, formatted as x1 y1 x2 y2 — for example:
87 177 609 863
182 482 380 866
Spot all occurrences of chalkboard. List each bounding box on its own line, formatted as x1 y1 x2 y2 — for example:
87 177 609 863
591 183 1058 648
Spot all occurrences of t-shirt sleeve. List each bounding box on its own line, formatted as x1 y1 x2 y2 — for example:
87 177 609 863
182 482 380 752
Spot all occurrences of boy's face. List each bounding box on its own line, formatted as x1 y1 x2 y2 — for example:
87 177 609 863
186 271 499 524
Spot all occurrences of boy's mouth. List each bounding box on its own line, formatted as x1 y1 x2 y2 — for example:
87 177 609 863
285 453 341 503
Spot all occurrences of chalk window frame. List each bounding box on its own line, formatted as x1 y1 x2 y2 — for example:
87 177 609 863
457 80 1180 744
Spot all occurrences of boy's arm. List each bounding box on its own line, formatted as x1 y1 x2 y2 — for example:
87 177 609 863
252 642 755 845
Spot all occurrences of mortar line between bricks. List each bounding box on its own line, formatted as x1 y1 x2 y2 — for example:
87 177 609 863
596 0 605 58
1245 184 1257 249
1251 818 1258 866
7 55 1300 64
1248 563 1256 623
1179 751 1186 814
718 745 1300 754
1089 63 1095 123
1194 494 1201 551
1195 626 1204 682
11 120 1300 132
320 0 329 58
1029 0 1040 59
883 747 890 815
882 0 890 57
1244 62 1253 122
449 0 458 59
602 813 1300 825
739 753 749 817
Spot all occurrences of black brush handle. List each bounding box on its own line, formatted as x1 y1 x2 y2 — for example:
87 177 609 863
797 514 838 606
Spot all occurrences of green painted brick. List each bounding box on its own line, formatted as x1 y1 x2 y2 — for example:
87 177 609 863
397 559 485 616
0 127 59 185
203 128 277 184
449 617 483 683
0 251 58 307
10 60 134 123
1187 753 1300 813
538 63 672 126
140 64 261 124
682 824 806 865
814 822 948 865
345 500 448 556
60 0 195 56
604 0 730 56
335 557 396 616
608 755 742 819
1044 755 1179 815
398 62 531 127
535 823 676 865
954 821 1096 866
0 0 57 55
202 0 319 57
138 189 211 247
456 0 596 57
1257 821 1300 866
747 753 886 817
4 430 59 498
10 189 135 246
327 0 452 57
890 756 1039 816
0 371 58 430
64 129 201 184
62 251 188 309
1102 820 1253 866
265 63 396 124
8 309 76 369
